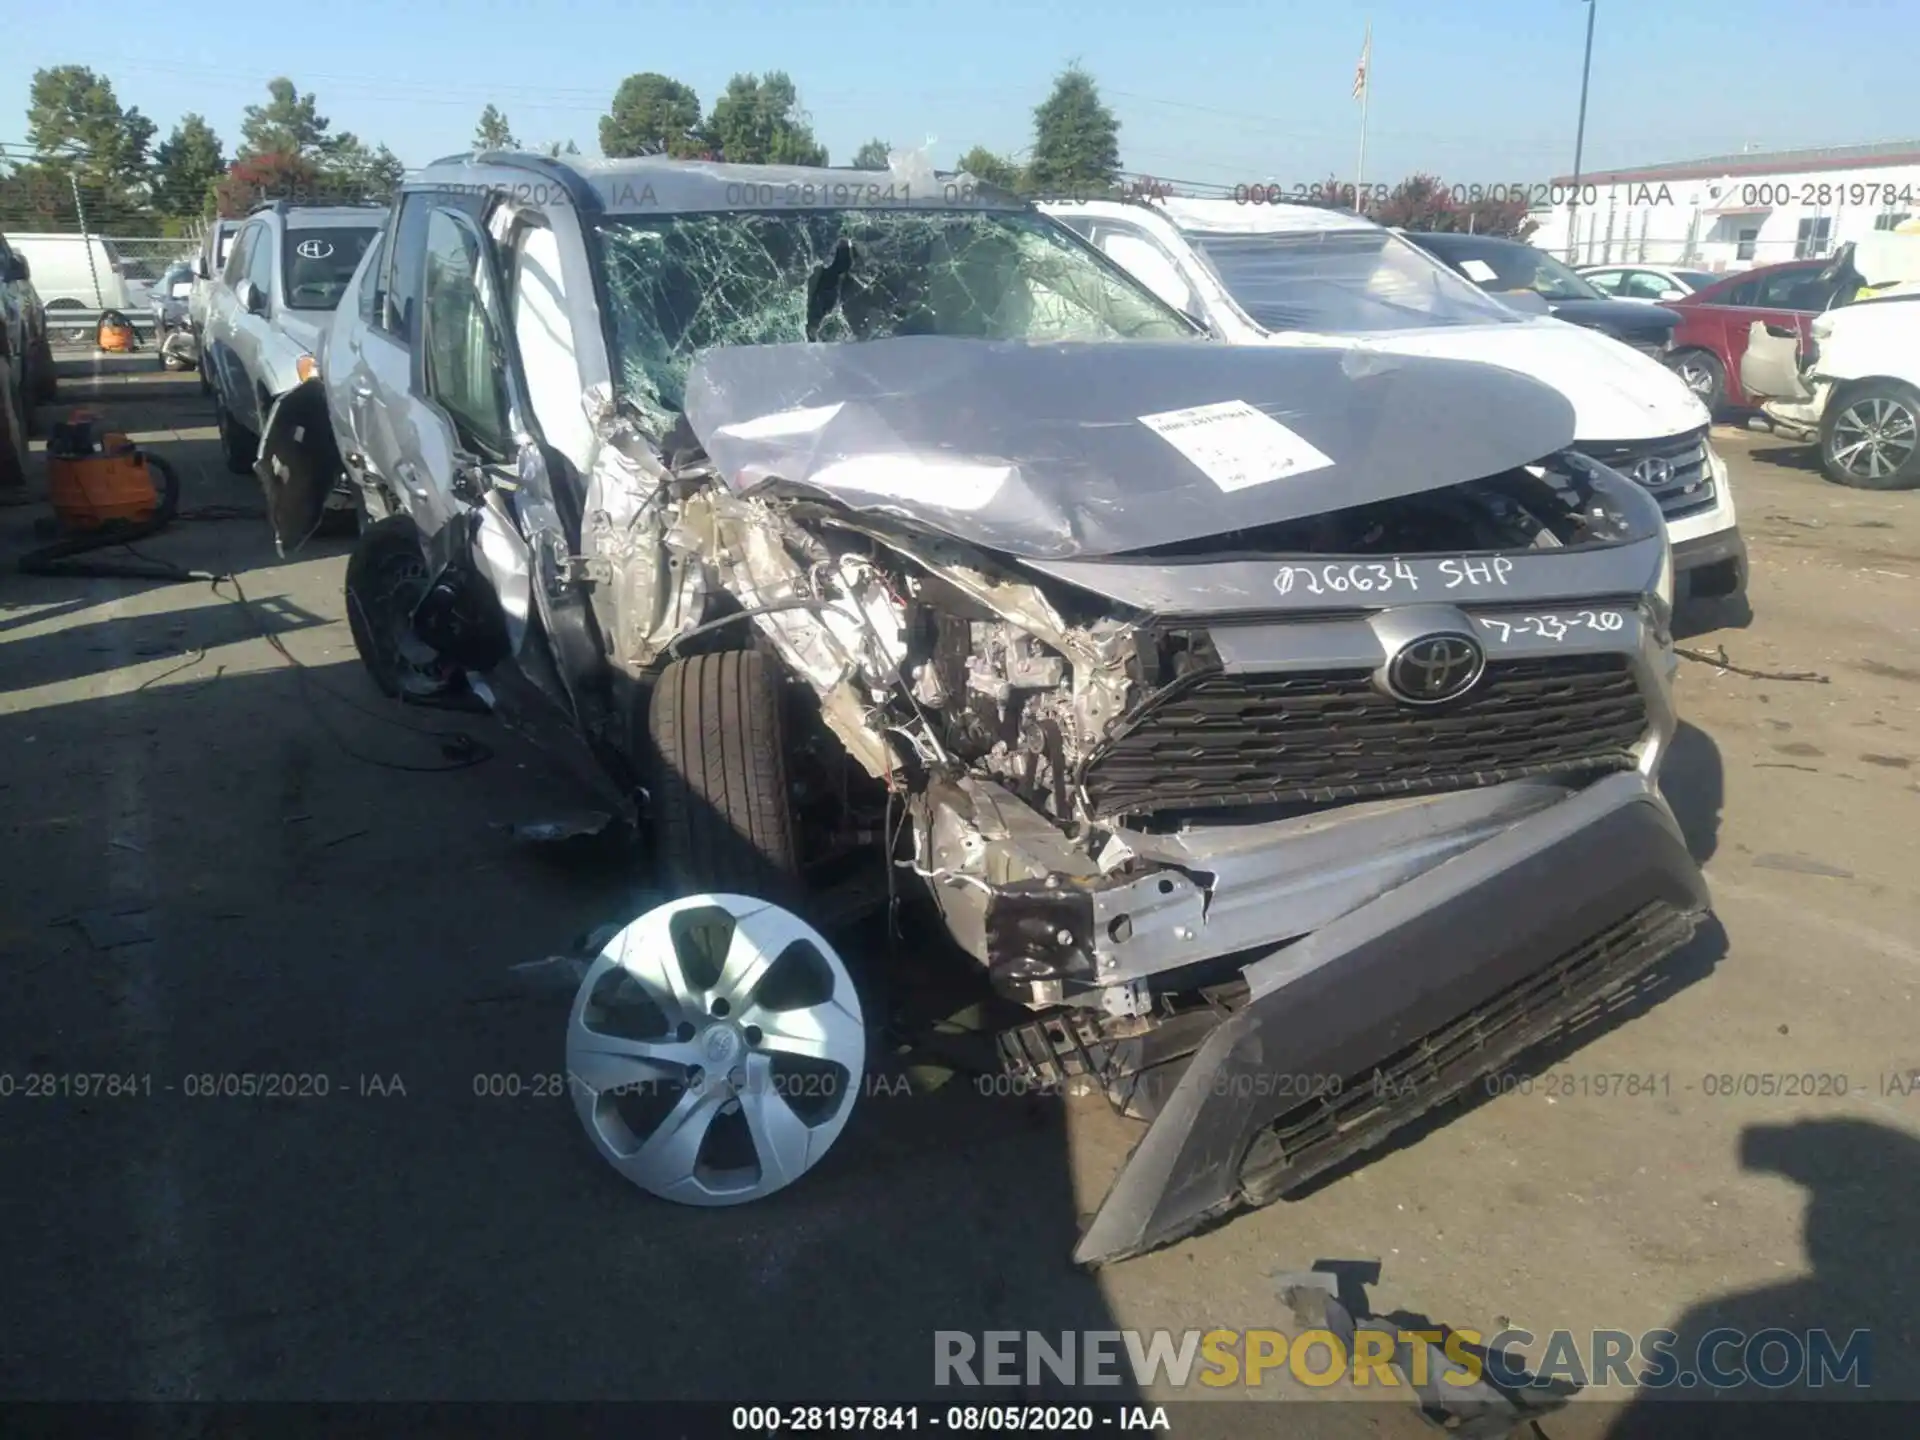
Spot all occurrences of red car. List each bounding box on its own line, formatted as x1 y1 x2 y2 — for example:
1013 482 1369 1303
1666 258 1848 413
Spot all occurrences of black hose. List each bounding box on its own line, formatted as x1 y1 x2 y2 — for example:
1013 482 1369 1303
16 450 218 583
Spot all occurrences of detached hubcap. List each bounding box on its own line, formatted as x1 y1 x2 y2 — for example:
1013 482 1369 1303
1831 397 1918 480
567 894 865 1206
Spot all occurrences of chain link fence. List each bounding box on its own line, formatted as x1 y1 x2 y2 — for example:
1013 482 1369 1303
1 152 207 342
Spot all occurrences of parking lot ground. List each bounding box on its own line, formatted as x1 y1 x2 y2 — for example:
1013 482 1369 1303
2 360 1916 1434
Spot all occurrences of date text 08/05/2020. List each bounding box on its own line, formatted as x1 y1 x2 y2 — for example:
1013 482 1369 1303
1229 180 1917 209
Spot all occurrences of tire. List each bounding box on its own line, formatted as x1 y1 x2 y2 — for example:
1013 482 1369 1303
0 361 28 491
318 502 361 538
215 392 257 475
32 336 56 403
1670 349 1726 414
646 649 802 901
1819 381 1920 491
344 517 460 701
197 349 212 397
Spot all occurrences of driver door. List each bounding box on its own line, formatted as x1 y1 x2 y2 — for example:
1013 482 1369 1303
401 203 576 677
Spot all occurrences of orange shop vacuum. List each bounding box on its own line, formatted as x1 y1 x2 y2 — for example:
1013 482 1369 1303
96 308 138 353
18 410 186 579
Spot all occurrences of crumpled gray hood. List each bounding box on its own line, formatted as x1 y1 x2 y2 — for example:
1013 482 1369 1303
681 336 1577 560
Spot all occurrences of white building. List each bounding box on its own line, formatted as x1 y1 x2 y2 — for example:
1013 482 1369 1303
1527 139 1920 273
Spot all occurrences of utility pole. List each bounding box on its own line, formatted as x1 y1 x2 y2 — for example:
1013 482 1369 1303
1567 0 1597 262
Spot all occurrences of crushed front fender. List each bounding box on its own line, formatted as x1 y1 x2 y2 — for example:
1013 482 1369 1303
1072 770 1710 1266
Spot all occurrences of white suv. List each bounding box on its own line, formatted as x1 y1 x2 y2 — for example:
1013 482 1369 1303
1042 197 1748 604
204 201 383 478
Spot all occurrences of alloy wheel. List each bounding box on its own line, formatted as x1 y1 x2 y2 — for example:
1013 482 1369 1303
567 894 866 1205
1829 396 1918 482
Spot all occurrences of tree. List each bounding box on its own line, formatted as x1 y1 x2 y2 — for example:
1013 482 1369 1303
600 73 702 158
239 78 340 163
1026 65 1120 194
1362 174 1537 239
850 138 891 170
213 152 322 216
704 72 827 166
327 137 407 202
1370 173 1457 232
473 104 518 151
152 114 225 218
25 65 157 226
956 146 1024 192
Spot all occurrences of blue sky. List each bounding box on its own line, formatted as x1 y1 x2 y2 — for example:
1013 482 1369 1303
1 0 1915 186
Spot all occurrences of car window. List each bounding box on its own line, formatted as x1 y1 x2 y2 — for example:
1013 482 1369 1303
1189 226 1518 333
1674 270 1718 290
223 225 257 288
283 226 380 310
356 232 385 325
1583 270 1624 293
1756 268 1832 310
246 223 275 296
420 208 513 459
1418 237 1603 302
1085 221 1197 314
380 194 434 341
509 220 591 462
1621 271 1675 300
1723 278 1760 307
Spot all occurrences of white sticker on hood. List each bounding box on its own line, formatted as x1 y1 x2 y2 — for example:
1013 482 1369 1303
1137 400 1334 492
1458 258 1498 283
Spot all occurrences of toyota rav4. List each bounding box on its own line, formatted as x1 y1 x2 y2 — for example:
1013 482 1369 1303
254 155 1709 1264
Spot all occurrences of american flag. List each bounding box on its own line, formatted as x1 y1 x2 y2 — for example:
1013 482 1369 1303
1353 23 1372 100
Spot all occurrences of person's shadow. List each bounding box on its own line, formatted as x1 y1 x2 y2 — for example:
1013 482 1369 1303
1605 1117 1920 1438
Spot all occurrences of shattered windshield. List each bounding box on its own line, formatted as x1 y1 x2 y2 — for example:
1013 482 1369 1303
282 227 381 311
1190 227 1521 334
596 208 1195 430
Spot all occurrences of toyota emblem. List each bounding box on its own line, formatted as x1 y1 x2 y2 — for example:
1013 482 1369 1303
295 238 335 260
1629 456 1675 488
1385 633 1484 705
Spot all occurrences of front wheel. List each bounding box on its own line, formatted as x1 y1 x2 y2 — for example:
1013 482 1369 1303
646 650 802 902
344 517 461 701
1669 349 1726 414
1820 381 1920 490
215 392 257 475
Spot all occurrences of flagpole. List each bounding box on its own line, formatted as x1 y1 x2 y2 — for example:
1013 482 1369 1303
1354 23 1371 208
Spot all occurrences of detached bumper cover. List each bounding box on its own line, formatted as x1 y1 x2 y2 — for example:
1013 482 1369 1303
1073 770 1708 1265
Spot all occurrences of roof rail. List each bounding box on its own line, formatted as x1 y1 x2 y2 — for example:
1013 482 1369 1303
411 151 603 215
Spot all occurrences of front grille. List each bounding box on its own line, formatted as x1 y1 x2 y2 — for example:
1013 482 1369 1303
1239 901 1697 1203
1575 426 1716 520
1081 653 1648 818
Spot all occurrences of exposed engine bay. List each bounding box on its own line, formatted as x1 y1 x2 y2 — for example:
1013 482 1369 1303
579 351 1667 1017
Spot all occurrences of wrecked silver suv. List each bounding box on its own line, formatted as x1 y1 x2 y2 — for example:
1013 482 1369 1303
257 156 1709 1265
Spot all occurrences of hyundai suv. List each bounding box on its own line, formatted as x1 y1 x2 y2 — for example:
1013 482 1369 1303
255 155 1708 1264
204 201 383 483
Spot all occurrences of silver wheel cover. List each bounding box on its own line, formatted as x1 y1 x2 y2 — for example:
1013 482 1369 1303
567 894 865 1206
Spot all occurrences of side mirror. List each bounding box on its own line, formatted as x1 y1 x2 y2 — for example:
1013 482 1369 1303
239 279 268 316
194 258 209 280
1 254 27 283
